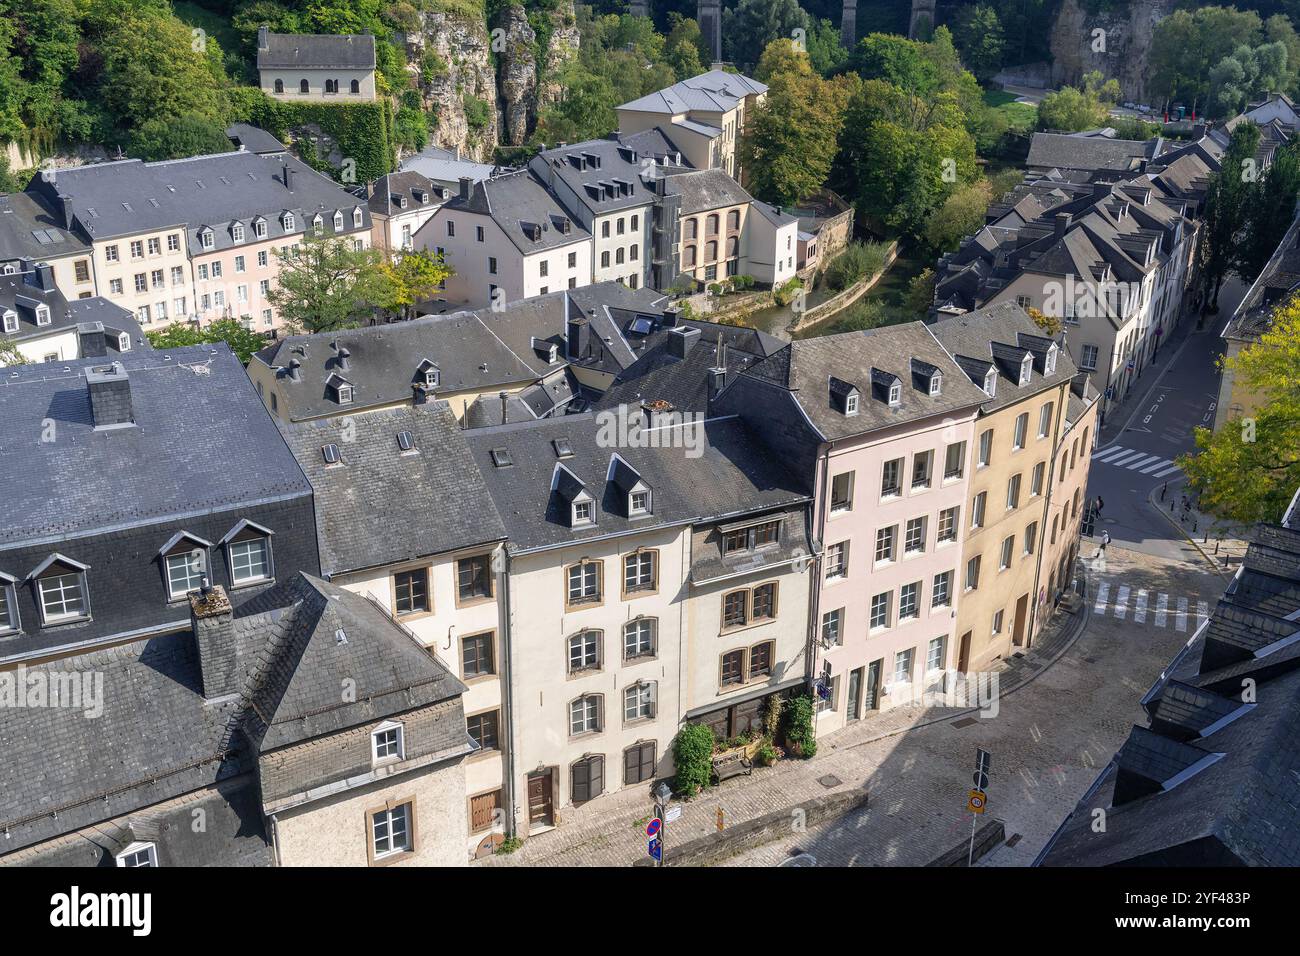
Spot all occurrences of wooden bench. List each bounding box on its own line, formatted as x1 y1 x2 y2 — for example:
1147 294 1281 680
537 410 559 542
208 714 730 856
712 750 753 783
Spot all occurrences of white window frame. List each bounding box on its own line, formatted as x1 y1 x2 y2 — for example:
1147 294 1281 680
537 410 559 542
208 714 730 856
371 720 405 763
371 803 412 860
116 841 158 867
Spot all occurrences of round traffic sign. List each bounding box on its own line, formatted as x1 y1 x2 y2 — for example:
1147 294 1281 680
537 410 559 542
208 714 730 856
973 770 988 790
645 818 662 838
968 789 987 813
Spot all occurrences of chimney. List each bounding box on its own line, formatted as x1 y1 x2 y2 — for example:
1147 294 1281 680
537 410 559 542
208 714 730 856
1054 213 1072 240
59 196 74 229
668 326 700 358
287 357 302 381
499 390 509 424
459 176 473 200
257 24 270 52
76 322 107 359
412 382 430 405
661 306 681 328
27 261 55 291
284 165 295 191
337 345 351 371
85 362 134 428
190 582 241 699
566 315 591 359
708 366 727 399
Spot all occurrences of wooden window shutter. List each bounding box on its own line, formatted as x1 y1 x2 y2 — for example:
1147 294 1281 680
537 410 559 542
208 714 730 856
572 760 589 803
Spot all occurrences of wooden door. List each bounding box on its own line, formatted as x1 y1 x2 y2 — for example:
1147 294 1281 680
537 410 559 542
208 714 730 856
1013 594 1029 647
957 632 972 673
846 667 864 721
527 769 553 827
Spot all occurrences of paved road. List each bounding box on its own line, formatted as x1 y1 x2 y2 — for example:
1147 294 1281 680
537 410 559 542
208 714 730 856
1085 285 1246 560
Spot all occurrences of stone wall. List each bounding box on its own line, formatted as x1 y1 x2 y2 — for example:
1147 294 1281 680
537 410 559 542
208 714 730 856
1049 0 1179 105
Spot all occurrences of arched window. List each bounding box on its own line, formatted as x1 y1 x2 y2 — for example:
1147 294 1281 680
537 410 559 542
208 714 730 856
727 209 740 230
726 236 739 258
274 79 284 94
299 79 309 94
683 246 696 268
706 213 719 236
325 79 337 95
685 218 698 240
350 79 360 94
705 241 717 262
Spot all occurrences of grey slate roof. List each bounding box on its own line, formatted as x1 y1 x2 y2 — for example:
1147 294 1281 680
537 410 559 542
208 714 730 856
1026 132 1158 174
0 190 90 263
226 123 287 155
735 322 989 441
463 413 809 553
257 32 376 70
0 345 311 548
1 269 143 347
664 168 753 215
618 70 767 115
29 152 369 251
929 302 1079 413
440 169 589 255
531 137 663 217
1040 518 1300 867
400 145 504 191
280 401 506 575
367 170 446 216
0 572 466 855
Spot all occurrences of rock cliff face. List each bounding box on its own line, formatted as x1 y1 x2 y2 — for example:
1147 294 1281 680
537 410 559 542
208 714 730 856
539 0 580 112
1049 0 1179 104
412 11 500 162
497 6 538 147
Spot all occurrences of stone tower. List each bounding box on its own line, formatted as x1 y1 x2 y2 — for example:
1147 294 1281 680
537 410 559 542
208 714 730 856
699 0 722 64
841 0 857 50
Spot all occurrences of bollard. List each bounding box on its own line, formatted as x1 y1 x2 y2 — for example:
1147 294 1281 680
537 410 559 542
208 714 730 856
1161 482 1167 501
1215 540 1220 554
1192 519 1197 534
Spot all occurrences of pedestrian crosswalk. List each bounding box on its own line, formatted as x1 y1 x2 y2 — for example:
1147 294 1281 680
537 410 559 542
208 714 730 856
1092 579 1207 633
1090 443 1183 478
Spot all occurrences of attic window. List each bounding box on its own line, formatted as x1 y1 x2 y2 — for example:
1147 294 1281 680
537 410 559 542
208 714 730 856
283 212 296 231
1045 347 1057 375
397 430 415 452
35 305 50 326
322 443 341 464
573 499 595 526
888 381 901 406
553 437 574 458
333 211 344 231
116 842 158 868
352 206 364 228
337 384 353 404
372 721 405 764
929 373 942 396
200 229 214 250
845 394 858 415
232 223 245 243
983 369 997 397
629 490 652 516
1019 355 1032 386
490 447 513 468
118 333 131 352
3 310 18 333
422 365 439 387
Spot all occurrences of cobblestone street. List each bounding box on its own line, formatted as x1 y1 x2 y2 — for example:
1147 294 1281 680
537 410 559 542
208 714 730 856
481 544 1225 867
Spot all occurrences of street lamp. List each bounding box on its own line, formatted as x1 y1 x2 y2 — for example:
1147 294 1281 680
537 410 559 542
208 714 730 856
652 782 672 868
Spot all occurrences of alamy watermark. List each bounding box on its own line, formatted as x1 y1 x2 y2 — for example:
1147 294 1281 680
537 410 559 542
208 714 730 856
0 665 103 718
595 403 706 459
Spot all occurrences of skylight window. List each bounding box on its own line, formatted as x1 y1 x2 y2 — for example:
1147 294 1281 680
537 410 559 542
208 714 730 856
490 447 513 468
322 443 341 464
397 430 415 452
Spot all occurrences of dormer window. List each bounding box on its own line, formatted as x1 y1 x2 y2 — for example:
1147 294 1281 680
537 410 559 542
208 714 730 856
983 369 997 397
34 304 50 326
232 222 245 243
338 384 353 403
200 229 214 250
372 720 405 764
1019 355 1032 386
333 210 344 231
352 206 364 228
1045 345 1057 375
118 332 131 352
313 214 324 236
158 531 212 600
630 489 651 516
548 344 559 364
327 373 354 405
283 212 295 232
30 554 91 626
116 842 158 867
573 498 595 526
253 218 267 238
222 519 274 586
418 359 440 388
888 381 901 406
845 394 858 415
2 310 16 333
929 373 942 396
0 572 19 634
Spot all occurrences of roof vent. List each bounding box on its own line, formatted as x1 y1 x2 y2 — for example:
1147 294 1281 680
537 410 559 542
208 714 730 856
397 430 415 452
490 447 513 468
553 437 573 458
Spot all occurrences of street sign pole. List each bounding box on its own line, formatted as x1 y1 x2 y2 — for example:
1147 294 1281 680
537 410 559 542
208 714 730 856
968 811 978 867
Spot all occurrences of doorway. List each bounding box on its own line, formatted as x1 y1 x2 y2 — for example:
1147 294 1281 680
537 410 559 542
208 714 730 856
847 667 864 721
1012 594 1029 647
957 632 972 673
526 769 554 828
865 659 882 711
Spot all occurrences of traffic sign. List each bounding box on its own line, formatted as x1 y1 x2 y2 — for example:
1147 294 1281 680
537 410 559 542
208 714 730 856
647 837 662 861
645 818 661 838
976 749 991 775
967 789 987 814
973 770 989 790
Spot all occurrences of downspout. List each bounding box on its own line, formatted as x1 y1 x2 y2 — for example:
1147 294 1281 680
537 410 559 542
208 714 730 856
805 442 832 694
495 545 518 838
268 812 282 867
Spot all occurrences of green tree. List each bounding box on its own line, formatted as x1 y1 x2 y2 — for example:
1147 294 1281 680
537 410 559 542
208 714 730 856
1237 141 1300 282
922 179 992 253
740 39 851 206
130 113 233 162
804 18 848 76
146 319 270 364
0 337 27 367
905 267 935 316
1198 122 1262 311
268 237 395 334
664 13 705 81
950 4 1005 83
380 250 454 320
721 0 809 72
1180 295 1300 524
532 63 618 144
1036 71 1120 132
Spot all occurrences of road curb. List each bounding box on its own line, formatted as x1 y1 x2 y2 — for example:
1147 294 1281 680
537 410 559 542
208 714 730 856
1145 478 1234 581
1104 318 1213 446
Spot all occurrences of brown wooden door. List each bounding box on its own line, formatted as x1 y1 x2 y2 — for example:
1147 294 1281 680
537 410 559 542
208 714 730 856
527 769 553 827
1013 594 1029 646
957 632 972 673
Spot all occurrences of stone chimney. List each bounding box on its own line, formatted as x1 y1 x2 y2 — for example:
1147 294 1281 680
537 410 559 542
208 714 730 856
27 261 55 291
566 315 590 359
668 326 700 358
284 165 295 191
257 24 270 52
77 322 107 359
499 391 509 424
86 362 134 428
1054 213 1072 240
460 177 474 201
190 582 241 699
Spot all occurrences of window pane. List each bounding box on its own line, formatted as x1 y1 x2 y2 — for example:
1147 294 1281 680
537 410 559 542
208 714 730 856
394 569 428 614
40 572 86 620
751 584 775 620
462 633 494 677
723 590 748 629
230 538 269 583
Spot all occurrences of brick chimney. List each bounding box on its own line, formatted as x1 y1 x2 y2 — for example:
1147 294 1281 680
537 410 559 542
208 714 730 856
257 24 270 52
86 362 134 428
459 177 473 200
190 582 241 699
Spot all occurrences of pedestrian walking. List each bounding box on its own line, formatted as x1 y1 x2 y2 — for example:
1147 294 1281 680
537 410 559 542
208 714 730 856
1096 530 1111 558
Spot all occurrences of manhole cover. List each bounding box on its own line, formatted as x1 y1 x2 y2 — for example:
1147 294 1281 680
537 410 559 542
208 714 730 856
950 717 978 728
817 774 842 788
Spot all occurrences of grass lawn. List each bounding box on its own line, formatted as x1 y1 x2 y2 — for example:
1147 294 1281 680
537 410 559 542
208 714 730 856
983 88 1038 132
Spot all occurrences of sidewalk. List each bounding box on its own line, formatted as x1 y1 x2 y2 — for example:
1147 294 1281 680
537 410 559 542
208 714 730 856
1147 476 1250 580
480 573 1091 868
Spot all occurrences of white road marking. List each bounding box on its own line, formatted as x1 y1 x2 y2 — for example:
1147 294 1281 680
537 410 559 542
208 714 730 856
1138 459 1171 474
1155 593 1168 628
1114 585 1130 619
1197 600 1209 629
1135 589 1149 623
1176 597 1189 632
1125 454 1162 470
1094 582 1110 614
1106 450 1144 467
1152 464 1182 477
1092 445 1125 461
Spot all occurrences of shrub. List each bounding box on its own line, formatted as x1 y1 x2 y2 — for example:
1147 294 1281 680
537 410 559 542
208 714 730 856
494 835 524 854
761 695 784 739
773 276 804 307
780 695 817 759
824 241 889 292
672 723 715 796
755 741 779 766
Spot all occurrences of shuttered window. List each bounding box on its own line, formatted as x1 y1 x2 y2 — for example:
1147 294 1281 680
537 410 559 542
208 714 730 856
571 755 605 804
623 742 657 785
470 789 501 833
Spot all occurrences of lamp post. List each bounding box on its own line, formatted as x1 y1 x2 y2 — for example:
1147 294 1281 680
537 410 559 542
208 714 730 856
652 782 672 868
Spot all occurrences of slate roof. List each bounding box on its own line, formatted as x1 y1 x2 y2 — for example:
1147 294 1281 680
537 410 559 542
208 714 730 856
281 402 506 575
663 168 753 215
0 573 466 855
689 504 812 584
226 123 287 155
463 413 809 553
400 145 504 191
0 190 90 263
531 137 663 216
618 70 767 115
1026 132 1158 174
1224 199 1300 345
1 269 143 347
735 322 989 441
439 169 589 255
367 170 446 216
257 32 376 70
28 152 369 250
1039 517 1300 867
929 302 1079 413
0 345 311 548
